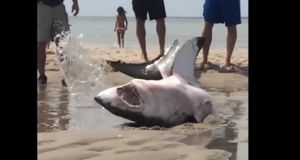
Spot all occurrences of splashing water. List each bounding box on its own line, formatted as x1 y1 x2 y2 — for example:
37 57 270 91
55 32 107 107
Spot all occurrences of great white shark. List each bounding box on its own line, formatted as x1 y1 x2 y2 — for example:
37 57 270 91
94 37 217 127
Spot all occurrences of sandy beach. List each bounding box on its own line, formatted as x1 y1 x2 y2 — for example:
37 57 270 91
38 45 248 160
46 44 248 71
38 114 248 160
45 44 248 89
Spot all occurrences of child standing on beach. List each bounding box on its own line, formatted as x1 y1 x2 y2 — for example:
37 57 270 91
114 7 128 48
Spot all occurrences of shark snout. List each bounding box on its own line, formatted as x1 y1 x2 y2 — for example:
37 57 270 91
94 96 103 105
94 87 118 107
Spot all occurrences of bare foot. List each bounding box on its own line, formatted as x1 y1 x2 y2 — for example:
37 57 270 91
224 62 231 68
160 50 165 56
195 62 213 70
141 55 149 62
219 63 235 73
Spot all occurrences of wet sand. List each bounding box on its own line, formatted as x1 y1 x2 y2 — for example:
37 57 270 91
38 72 248 160
38 45 248 160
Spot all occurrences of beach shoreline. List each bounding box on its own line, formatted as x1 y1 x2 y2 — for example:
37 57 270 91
45 45 248 89
46 44 248 71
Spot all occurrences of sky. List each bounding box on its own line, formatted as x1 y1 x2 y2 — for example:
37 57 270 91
64 0 248 17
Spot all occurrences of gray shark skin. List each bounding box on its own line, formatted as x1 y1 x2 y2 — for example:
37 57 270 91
95 37 217 127
106 37 205 80
106 40 180 80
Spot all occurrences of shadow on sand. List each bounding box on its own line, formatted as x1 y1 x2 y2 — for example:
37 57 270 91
194 62 248 80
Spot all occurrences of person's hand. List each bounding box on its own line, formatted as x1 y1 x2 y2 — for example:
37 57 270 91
72 2 79 16
125 27 127 30
114 29 116 32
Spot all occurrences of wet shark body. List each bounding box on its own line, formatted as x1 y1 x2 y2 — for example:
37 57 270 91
106 40 180 80
95 37 217 127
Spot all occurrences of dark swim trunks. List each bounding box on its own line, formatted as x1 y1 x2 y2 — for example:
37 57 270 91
38 0 63 7
132 0 166 21
203 0 241 27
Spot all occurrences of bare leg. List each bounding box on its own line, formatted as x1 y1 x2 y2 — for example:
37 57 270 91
224 26 237 68
37 42 48 83
55 38 59 47
156 18 166 55
199 22 214 68
117 32 121 47
47 41 50 49
136 19 148 61
120 31 125 47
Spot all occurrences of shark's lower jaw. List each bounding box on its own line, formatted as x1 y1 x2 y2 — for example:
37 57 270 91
117 83 143 108
94 96 199 127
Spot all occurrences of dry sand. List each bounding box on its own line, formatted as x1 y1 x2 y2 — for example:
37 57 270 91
39 45 248 160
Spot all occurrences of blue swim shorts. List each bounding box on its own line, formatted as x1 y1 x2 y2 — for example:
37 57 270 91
203 0 241 27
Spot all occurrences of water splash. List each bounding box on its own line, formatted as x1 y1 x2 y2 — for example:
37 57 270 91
55 32 107 107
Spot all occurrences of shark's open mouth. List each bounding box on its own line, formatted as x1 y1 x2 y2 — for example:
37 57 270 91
117 83 141 108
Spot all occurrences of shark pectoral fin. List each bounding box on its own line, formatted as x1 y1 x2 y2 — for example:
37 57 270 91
194 100 213 122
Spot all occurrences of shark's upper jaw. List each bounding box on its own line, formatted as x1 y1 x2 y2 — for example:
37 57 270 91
116 83 142 108
94 83 145 110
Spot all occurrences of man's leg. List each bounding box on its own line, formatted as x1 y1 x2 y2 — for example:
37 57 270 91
52 4 70 45
52 4 70 86
37 3 53 83
198 0 222 69
201 22 214 67
47 41 50 49
132 0 148 61
148 0 166 55
224 26 237 68
136 20 147 61
220 0 241 69
156 19 165 55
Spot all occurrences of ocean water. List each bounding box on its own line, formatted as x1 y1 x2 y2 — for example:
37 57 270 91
68 17 248 49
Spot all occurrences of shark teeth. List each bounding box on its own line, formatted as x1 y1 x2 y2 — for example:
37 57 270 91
120 83 141 108
121 98 139 108
131 83 141 98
